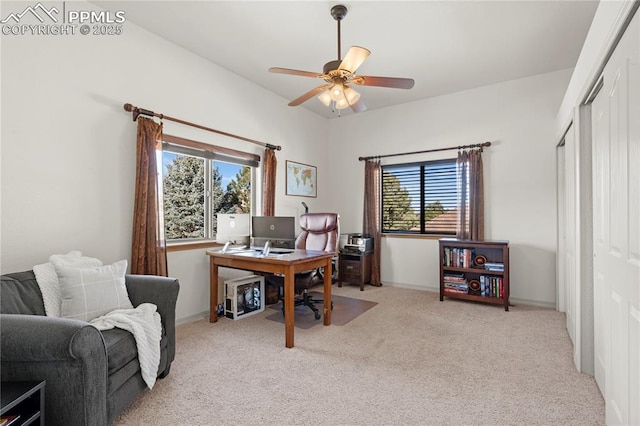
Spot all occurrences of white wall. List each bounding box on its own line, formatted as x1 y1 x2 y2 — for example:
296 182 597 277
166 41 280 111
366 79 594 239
0 1 328 321
1 0 576 321
327 69 573 307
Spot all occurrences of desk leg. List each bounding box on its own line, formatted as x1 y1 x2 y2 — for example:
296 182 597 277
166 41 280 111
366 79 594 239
284 264 295 348
209 258 219 323
323 257 332 326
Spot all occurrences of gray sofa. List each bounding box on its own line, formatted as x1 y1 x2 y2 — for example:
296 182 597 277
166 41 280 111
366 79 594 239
0 270 179 425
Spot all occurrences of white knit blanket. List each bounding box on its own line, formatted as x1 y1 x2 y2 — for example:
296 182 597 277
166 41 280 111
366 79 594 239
90 303 162 389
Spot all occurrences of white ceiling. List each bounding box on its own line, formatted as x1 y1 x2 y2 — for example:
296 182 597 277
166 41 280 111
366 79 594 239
93 1 599 119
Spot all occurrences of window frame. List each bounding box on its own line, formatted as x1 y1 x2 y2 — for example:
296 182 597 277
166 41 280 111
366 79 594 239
161 134 259 248
381 157 463 237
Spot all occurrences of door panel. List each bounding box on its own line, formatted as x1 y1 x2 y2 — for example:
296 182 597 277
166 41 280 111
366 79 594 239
564 126 578 349
591 87 608 393
630 306 640 424
591 12 640 425
557 145 566 313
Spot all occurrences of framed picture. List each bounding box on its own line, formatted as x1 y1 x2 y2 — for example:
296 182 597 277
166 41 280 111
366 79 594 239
286 160 317 197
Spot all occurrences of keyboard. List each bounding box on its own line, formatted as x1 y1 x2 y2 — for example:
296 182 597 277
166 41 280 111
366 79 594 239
250 246 295 254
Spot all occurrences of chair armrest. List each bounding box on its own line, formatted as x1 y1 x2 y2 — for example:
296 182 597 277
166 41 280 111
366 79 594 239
0 314 108 426
124 275 179 362
1 314 105 360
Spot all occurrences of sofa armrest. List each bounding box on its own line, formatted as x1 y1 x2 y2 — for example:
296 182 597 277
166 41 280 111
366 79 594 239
124 275 179 363
0 314 108 426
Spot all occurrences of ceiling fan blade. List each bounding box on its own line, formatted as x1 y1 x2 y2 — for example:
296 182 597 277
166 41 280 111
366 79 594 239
338 46 371 73
353 75 415 89
350 99 367 113
288 84 331 106
269 67 322 78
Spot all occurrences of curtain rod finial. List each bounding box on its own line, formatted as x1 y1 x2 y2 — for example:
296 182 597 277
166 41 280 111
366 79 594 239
123 103 140 121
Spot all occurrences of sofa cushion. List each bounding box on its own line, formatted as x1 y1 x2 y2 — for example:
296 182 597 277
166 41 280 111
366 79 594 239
0 271 45 315
56 260 133 321
102 328 168 374
103 328 168 394
102 328 138 376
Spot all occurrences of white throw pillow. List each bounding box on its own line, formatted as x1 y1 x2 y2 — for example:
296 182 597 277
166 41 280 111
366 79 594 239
33 251 103 317
56 259 133 322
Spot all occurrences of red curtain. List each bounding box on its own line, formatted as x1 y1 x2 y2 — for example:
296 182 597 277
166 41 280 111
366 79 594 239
363 159 382 286
262 148 277 216
456 148 484 240
131 117 168 276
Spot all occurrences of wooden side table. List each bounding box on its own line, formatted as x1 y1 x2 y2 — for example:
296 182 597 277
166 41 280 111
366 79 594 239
338 252 372 291
0 381 45 426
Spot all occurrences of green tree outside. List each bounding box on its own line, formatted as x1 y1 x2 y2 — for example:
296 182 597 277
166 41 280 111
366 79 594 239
163 156 205 239
163 156 251 239
425 200 445 221
220 166 251 214
382 173 419 231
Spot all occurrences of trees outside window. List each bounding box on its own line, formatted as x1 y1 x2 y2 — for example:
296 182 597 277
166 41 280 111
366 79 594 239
163 155 205 239
381 159 465 235
162 151 253 241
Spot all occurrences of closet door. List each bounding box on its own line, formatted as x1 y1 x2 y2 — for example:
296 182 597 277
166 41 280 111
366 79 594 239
557 144 566 314
591 81 608 396
562 126 579 355
591 11 640 425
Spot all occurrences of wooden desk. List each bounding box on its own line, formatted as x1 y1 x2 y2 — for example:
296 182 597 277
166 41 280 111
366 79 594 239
206 249 334 348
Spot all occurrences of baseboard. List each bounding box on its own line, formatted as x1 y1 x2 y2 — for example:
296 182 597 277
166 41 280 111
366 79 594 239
382 281 556 309
509 297 556 309
176 311 209 325
382 281 439 293
175 290 557 324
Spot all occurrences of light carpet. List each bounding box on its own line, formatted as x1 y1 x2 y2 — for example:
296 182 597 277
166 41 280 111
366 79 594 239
114 285 604 425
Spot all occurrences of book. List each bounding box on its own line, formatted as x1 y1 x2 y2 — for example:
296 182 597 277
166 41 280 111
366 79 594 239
484 262 504 271
1 415 21 426
444 282 468 291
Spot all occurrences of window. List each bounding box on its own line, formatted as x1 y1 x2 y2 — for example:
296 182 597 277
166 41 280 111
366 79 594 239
381 158 467 235
161 135 258 242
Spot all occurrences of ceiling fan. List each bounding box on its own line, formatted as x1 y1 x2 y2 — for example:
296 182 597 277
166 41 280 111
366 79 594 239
269 4 415 113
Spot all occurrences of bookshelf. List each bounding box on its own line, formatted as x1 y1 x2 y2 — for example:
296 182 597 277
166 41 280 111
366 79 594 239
439 238 510 311
0 381 45 426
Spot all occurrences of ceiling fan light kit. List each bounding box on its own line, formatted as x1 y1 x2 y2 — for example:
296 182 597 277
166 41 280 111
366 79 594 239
269 4 414 115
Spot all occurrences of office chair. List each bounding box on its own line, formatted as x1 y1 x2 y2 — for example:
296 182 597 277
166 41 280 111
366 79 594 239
269 212 339 320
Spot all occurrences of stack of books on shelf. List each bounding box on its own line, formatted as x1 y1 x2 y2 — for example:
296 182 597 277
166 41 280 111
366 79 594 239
442 247 474 268
484 262 504 272
443 273 468 294
480 275 504 298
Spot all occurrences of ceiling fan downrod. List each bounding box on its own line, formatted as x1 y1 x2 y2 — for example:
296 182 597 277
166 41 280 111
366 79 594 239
331 4 348 61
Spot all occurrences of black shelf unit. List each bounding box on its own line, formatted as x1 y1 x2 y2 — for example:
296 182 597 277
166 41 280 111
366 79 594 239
0 381 45 426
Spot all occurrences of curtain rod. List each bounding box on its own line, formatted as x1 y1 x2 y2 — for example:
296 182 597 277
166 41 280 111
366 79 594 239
123 103 281 151
358 141 491 161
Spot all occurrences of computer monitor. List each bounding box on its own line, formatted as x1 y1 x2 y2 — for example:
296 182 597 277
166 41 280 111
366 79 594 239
251 216 296 249
216 213 250 245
